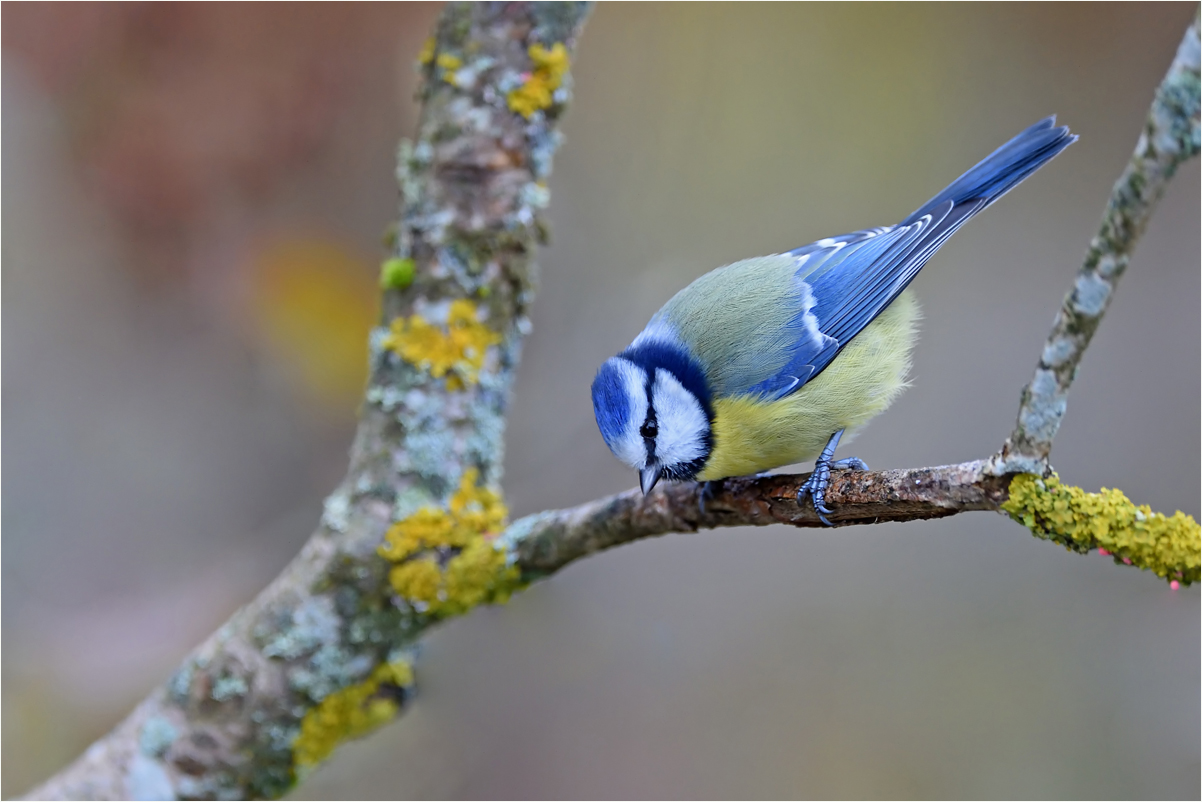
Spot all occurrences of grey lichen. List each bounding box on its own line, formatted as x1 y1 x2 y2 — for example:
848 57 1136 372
289 649 374 703
168 661 197 706
1071 271 1111 315
1040 336 1076 368
320 492 352 534
138 716 178 758
258 595 341 662
125 754 174 802
1017 369 1069 444
211 674 249 703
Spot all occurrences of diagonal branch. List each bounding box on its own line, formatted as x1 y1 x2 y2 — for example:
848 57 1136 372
990 9 1201 476
24 4 593 799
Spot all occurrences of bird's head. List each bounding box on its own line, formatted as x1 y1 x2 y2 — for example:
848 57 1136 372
591 340 714 494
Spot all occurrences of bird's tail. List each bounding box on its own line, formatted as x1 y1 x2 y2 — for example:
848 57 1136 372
901 117 1077 226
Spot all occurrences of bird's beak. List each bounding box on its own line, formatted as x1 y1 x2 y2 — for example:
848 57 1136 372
640 465 663 495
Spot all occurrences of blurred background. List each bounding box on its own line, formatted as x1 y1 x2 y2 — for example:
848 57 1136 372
3 3 1198 799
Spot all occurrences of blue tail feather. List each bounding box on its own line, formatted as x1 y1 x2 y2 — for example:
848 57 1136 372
902 116 1077 226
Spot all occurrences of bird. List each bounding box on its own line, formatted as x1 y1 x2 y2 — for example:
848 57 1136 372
591 116 1077 525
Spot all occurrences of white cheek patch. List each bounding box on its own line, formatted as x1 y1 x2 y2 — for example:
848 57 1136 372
608 358 649 470
650 370 708 468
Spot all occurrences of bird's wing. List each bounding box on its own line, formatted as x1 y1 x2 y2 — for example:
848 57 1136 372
651 207 974 402
749 199 982 401
656 117 1076 403
755 117 1076 400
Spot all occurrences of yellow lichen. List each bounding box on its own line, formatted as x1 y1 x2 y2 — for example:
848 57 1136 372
388 558 442 604
378 507 457 561
293 659 415 770
378 469 520 616
381 299 501 387
1002 473 1200 585
449 468 507 533
507 42 569 119
442 538 519 611
436 52 463 85
418 37 436 66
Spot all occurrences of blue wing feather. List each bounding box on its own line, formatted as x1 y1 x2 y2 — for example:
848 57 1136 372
751 117 1076 401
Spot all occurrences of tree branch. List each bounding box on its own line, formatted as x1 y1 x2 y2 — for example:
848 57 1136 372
24 4 593 799
503 461 1009 578
990 9 1201 476
21 6 1200 801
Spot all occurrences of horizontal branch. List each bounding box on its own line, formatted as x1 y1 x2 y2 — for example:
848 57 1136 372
501 463 1198 586
503 461 1009 577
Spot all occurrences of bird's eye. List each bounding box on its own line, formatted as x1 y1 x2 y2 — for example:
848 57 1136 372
640 420 657 439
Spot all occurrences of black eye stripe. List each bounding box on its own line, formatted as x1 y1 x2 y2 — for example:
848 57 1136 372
641 369 658 460
619 347 714 482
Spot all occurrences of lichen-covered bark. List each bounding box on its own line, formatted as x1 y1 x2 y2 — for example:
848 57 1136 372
991 10 1201 475
24 4 592 799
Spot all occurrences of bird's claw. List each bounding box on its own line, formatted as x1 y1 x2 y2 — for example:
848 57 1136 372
795 429 868 526
832 457 869 471
698 479 723 516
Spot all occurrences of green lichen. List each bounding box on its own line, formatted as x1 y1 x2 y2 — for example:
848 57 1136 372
292 660 414 770
380 257 416 290
1002 473 1200 584
378 468 522 617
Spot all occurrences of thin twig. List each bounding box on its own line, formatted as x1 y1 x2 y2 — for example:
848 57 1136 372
990 10 1201 475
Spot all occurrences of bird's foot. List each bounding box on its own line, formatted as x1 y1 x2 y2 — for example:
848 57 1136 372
795 429 867 526
797 465 835 526
697 479 724 516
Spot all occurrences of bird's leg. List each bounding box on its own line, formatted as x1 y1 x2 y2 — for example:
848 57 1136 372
797 429 868 526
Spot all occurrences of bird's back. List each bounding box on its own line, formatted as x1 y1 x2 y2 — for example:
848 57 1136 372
648 254 808 399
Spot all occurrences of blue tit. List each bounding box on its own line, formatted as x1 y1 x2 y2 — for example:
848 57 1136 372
591 117 1077 524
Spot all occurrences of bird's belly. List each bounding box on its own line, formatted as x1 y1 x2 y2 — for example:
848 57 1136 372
696 290 919 481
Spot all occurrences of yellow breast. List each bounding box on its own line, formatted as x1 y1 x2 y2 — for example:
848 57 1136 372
696 290 920 481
